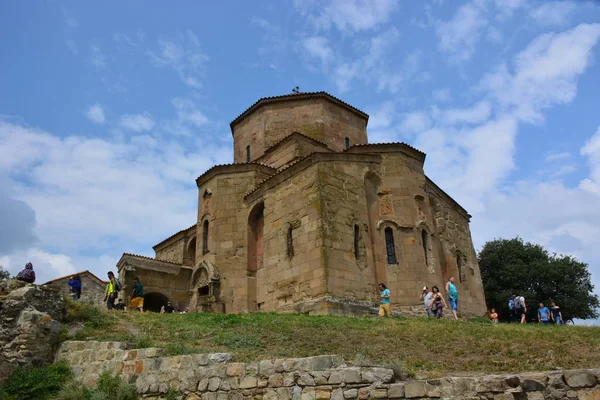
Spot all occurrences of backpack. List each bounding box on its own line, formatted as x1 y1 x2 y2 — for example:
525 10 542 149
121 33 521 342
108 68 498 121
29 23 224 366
508 297 515 311
114 278 122 292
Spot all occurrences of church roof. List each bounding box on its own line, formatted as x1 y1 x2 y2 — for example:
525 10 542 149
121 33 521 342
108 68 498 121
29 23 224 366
195 162 276 188
260 131 330 156
344 142 426 157
152 224 196 251
43 270 107 286
230 91 369 133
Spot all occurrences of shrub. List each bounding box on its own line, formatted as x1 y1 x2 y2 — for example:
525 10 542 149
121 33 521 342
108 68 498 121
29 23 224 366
0 360 72 400
65 299 112 329
53 371 137 400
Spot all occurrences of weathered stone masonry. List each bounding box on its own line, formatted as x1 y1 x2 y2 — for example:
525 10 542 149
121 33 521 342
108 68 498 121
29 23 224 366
57 341 600 399
115 91 488 317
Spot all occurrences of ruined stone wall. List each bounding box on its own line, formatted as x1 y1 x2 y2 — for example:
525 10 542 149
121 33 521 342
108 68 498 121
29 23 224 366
193 169 272 313
258 163 325 313
232 99 367 163
0 280 65 383
427 182 487 316
56 340 600 400
44 274 106 307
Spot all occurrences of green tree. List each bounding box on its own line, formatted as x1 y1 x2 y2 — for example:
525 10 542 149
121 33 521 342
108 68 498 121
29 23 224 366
0 265 10 281
478 237 599 323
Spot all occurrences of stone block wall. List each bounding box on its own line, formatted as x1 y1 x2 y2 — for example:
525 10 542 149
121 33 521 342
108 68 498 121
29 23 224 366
155 239 186 265
44 274 106 307
56 340 600 399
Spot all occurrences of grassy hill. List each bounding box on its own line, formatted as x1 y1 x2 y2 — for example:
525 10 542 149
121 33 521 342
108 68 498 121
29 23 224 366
66 303 600 378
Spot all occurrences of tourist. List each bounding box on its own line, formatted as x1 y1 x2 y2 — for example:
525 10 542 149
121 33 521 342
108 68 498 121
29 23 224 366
489 308 499 323
420 286 434 317
445 276 459 320
16 262 36 284
161 301 175 314
114 299 126 311
537 303 551 325
514 294 527 324
68 275 82 301
103 271 120 310
429 286 447 318
377 283 392 318
550 302 563 324
129 276 144 312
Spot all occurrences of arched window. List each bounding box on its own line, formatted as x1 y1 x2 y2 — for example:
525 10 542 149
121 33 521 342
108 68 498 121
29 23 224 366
421 229 429 266
202 220 209 255
246 145 251 163
345 137 350 149
354 224 360 260
384 227 397 264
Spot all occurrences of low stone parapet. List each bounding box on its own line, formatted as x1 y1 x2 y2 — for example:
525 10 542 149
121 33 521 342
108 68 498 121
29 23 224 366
56 341 600 399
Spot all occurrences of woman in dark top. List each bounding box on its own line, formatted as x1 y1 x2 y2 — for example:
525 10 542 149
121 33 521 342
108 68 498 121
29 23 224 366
429 286 448 319
550 302 563 324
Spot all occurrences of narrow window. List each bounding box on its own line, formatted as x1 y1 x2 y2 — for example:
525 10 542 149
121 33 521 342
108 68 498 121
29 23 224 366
345 137 350 149
421 229 428 266
385 227 397 264
202 220 209 255
457 253 463 282
287 223 294 259
354 224 360 259
246 145 251 163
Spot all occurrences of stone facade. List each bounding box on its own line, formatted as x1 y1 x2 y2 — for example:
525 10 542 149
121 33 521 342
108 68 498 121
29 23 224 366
0 280 66 383
56 340 600 399
116 92 487 317
43 270 107 307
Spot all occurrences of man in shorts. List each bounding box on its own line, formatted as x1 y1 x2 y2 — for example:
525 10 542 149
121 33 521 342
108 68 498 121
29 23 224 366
445 276 459 320
129 276 144 312
378 283 392 318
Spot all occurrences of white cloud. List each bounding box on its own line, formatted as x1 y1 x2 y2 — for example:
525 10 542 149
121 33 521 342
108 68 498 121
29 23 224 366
399 111 432 135
119 112 155 132
480 23 600 124
85 104 106 125
251 18 288 70
91 45 106 69
172 98 210 128
438 101 492 125
0 119 231 259
332 28 422 93
302 36 334 67
436 0 488 62
298 0 399 33
580 126 600 194
65 39 78 55
148 30 209 89
0 174 37 255
530 1 577 27
432 88 452 103
546 152 571 162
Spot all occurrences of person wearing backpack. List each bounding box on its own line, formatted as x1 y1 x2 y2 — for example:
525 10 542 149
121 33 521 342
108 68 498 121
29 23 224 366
508 294 517 323
104 271 121 310
514 294 527 324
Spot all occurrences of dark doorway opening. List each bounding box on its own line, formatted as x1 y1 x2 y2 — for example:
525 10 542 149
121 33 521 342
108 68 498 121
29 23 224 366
144 292 170 313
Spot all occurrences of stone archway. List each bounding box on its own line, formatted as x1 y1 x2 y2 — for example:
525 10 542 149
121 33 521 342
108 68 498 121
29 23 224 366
144 292 170 313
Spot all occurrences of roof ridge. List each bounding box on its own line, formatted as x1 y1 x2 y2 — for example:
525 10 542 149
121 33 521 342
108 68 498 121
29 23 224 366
345 142 425 156
152 224 197 249
230 91 369 131
261 131 329 155
122 253 184 266
43 270 108 285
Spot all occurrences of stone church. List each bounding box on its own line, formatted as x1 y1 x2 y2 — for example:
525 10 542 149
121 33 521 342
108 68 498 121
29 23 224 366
117 92 487 316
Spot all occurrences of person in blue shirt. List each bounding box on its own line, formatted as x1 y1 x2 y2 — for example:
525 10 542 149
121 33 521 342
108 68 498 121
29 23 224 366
445 276 459 320
537 303 551 324
378 283 392 318
67 275 82 301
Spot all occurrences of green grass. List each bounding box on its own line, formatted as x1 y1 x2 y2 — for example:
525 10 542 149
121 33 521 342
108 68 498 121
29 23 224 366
68 310 600 378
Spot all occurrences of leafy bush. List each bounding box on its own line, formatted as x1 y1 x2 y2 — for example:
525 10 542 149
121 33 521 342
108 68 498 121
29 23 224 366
53 371 137 400
0 360 72 400
65 299 113 329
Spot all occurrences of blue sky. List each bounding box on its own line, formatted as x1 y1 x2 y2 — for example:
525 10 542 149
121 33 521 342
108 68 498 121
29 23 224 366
1 0 600 321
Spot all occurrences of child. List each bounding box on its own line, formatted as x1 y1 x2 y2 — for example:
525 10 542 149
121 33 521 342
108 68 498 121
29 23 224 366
489 308 499 323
